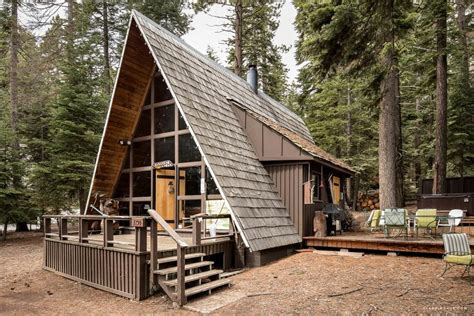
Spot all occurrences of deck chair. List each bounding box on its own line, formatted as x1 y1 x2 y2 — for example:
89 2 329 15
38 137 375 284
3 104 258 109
438 209 464 233
368 209 382 232
441 233 473 284
414 209 438 237
383 208 408 238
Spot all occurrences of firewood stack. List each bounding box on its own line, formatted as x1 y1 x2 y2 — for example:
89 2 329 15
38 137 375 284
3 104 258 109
356 191 380 212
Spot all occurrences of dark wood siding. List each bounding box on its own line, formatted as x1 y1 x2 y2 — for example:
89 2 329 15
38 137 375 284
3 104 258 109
232 105 312 162
265 163 307 238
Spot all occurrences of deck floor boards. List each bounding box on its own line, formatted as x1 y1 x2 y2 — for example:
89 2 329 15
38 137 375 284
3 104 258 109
304 232 474 254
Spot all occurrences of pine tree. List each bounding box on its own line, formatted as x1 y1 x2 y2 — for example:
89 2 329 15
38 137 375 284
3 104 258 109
195 0 288 101
294 0 413 208
33 1 105 213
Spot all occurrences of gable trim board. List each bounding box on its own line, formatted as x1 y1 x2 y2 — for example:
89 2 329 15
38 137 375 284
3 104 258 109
85 18 155 212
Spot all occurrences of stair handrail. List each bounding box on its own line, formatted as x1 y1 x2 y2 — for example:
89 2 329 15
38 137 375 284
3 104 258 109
147 209 188 248
147 209 187 306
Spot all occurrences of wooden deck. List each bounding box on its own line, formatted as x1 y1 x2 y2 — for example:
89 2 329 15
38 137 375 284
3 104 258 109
43 215 235 302
304 233 474 255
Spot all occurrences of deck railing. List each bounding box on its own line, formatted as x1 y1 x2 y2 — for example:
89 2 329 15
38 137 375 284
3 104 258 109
43 215 150 252
190 213 234 245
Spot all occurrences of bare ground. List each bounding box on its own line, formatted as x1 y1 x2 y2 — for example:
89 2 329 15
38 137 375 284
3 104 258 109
1 233 473 315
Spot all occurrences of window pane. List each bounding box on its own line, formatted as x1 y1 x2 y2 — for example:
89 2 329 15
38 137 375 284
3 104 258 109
154 104 174 134
133 201 151 216
178 111 187 130
154 75 173 102
182 167 201 195
179 134 200 163
114 172 130 198
154 137 175 163
180 200 202 219
132 140 151 168
132 171 151 197
134 109 151 138
206 168 219 195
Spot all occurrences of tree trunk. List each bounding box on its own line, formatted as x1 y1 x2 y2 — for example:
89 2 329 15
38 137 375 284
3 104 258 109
79 187 87 214
346 87 353 156
432 0 448 194
16 222 29 232
379 50 404 209
414 94 421 186
455 0 469 178
10 0 19 142
234 0 243 76
2 220 8 241
102 0 111 95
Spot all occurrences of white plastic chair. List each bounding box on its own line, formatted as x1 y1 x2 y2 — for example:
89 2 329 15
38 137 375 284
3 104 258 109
438 209 464 232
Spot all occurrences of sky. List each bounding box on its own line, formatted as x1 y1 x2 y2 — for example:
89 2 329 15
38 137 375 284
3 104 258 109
182 1 300 82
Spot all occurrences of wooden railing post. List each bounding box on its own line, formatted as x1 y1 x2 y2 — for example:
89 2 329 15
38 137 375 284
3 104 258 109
44 217 51 236
192 217 202 246
150 219 158 291
79 218 89 243
135 226 147 252
60 217 68 240
104 219 114 247
176 245 187 306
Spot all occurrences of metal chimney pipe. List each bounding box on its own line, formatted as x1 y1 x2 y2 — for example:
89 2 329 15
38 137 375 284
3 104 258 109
247 64 258 93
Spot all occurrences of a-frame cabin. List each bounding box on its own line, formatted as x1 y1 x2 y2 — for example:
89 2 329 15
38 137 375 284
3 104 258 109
43 11 354 305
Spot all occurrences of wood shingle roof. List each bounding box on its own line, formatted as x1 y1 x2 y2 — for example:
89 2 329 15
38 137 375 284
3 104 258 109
133 11 304 251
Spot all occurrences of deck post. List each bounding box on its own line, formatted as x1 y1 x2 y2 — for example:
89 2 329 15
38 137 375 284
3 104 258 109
44 217 51 236
60 218 68 240
135 226 147 252
79 219 89 243
176 245 187 306
104 219 114 247
150 220 158 290
192 217 202 246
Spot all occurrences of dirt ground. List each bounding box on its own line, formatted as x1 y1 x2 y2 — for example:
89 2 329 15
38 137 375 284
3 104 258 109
1 233 473 315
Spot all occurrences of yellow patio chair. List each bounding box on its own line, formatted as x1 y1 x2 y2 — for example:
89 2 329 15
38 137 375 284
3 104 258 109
441 233 473 285
368 209 381 232
414 209 438 237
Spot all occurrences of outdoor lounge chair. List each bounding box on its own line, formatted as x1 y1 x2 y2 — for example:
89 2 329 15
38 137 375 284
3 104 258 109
367 209 382 231
383 208 408 238
438 209 464 233
414 209 438 237
441 233 473 284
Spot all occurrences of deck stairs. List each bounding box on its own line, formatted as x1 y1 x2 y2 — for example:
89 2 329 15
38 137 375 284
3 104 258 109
152 252 231 303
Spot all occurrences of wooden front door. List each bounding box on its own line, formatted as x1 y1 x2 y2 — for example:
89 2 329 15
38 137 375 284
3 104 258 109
155 169 185 227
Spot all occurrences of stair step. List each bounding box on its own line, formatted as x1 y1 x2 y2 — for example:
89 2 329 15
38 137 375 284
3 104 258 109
163 269 223 287
157 252 206 265
154 261 213 275
184 278 231 297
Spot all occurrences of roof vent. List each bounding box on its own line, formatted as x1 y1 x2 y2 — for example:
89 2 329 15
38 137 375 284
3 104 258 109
246 64 258 94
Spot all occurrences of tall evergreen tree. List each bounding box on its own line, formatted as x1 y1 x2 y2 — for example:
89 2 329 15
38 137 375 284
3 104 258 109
195 0 288 101
432 0 448 194
295 0 413 208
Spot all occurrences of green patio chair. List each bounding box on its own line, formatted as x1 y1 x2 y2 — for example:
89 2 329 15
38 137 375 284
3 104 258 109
383 208 408 238
441 233 473 284
414 209 438 237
